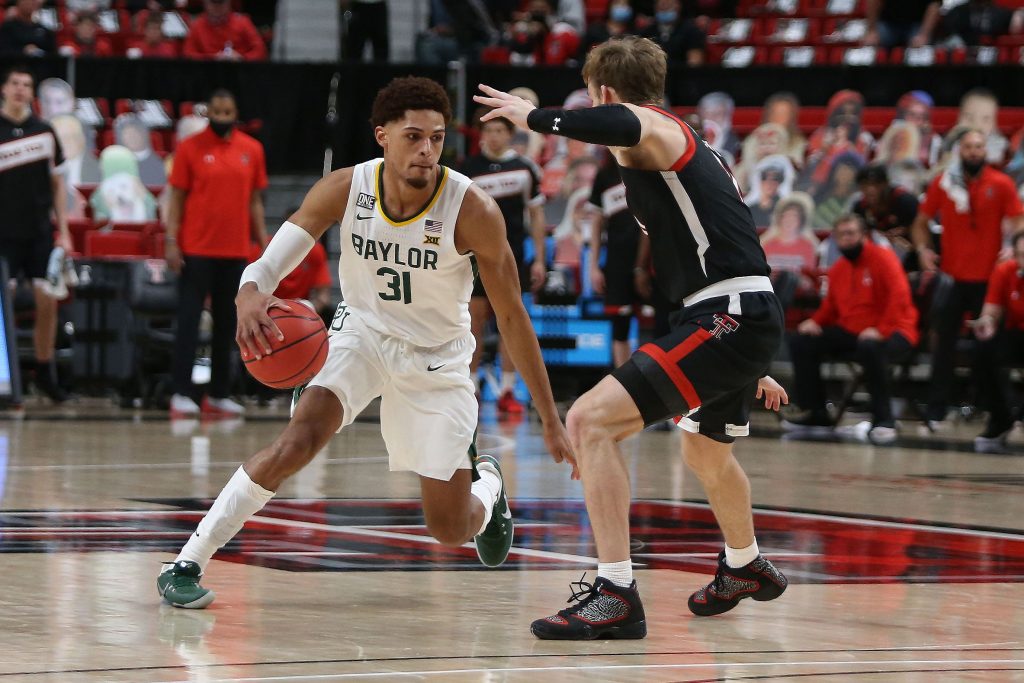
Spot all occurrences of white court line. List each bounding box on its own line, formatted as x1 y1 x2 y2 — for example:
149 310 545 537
245 551 371 557
160 658 1024 682
248 515 598 565
646 499 1024 542
2 456 390 472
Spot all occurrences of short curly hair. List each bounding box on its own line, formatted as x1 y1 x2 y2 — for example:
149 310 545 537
370 76 452 128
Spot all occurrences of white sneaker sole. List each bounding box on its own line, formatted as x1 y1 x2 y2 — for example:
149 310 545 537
163 589 216 609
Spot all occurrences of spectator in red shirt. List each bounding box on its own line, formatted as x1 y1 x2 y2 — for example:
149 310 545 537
784 214 919 444
183 0 266 61
126 13 180 59
911 129 1024 426
166 89 269 418
970 230 1024 452
58 11 116 58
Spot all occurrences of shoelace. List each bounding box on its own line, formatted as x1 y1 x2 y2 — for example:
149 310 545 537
562 572 598 614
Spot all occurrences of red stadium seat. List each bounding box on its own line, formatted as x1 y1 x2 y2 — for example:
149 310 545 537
770 45 827 66
67 218 96 255
480 45 511 65
822 18 868 44
84 230 147 258
761 17 819 44
707 18 756 44
830 45 885 65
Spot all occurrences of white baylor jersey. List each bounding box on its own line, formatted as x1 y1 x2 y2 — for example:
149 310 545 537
337 159 475 347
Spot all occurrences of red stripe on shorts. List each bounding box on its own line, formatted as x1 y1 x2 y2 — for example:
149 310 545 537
638 326 713 409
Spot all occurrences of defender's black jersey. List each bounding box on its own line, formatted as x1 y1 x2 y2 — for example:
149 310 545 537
617 106 769 304
460 149 543 255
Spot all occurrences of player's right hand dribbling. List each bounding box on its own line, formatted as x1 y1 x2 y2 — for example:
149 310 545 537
235 282 292 360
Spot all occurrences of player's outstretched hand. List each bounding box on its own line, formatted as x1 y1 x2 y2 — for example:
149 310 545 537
473 84 536 131
756 375 789 412
235 282 292 360
543 421 579 481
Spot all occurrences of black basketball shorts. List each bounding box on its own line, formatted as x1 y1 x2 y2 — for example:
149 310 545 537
612 290 784 443
0 234 54 281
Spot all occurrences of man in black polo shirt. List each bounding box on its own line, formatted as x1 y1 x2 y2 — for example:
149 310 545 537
852 163 920 270
0 65 72 402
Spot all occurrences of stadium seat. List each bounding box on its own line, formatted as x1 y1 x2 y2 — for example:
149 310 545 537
707 18 756 44
760 17 819 44
84 230 147 258
67 218 96 255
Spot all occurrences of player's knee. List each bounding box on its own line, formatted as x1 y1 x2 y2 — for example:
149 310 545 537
425 516 466 546
271 425 320 469
566 398 609 452
681 434 729 479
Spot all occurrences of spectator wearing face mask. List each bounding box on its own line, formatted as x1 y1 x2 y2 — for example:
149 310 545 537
641 0 705 66
912 129 1024 428
165 89 268 418
579 0 634 59
784 214 918 445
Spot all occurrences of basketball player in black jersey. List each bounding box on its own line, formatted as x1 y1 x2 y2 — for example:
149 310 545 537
476 36 791 639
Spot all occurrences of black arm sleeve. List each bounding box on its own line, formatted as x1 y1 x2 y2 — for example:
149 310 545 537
527 105 643 148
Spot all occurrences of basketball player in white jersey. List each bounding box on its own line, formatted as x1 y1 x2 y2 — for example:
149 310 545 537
157 76 576 609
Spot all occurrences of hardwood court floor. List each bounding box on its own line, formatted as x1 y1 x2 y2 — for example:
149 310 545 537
1 401 1023 682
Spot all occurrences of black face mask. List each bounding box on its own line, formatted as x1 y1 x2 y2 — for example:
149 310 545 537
962 159 985 176
209 120 235 138
839 242 863 261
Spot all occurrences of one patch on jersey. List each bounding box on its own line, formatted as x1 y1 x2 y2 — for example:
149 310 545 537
356 192 376 211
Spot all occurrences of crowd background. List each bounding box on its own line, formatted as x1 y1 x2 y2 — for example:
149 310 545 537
1 0 1022 450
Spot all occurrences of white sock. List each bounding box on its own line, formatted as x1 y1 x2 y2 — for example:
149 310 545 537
598 560 634 588
500 371 516 392
176 466 275 571
470 461 502 535
725 539 760 569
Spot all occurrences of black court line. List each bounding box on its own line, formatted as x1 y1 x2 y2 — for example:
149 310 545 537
4 648 1023 678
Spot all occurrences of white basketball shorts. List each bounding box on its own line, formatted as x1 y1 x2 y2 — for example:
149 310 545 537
305 304 478 481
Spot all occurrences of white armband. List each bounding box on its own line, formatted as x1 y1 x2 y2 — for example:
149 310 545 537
239 221 316 294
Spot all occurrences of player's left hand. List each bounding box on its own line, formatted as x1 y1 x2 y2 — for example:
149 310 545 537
756 376 789 411
473 84 535 131
542 420 579 480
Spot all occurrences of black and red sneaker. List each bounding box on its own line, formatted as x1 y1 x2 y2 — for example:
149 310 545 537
688 551 787 616
531 574 647 640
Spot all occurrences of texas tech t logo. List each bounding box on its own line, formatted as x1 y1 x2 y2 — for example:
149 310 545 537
711 313 739 339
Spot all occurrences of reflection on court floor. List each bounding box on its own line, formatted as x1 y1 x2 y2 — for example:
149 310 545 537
4 498 1022 582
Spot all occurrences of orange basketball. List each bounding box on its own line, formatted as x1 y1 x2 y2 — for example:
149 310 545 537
241 300 329 389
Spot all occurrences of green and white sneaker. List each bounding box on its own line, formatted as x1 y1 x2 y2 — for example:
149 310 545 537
474 454 514 568
157 561 215 609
